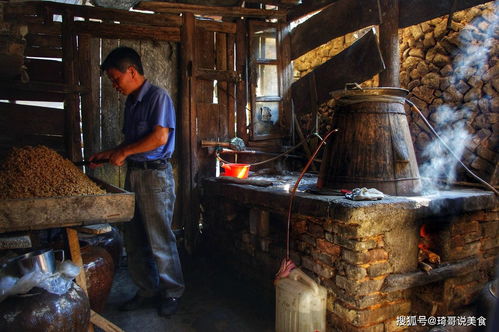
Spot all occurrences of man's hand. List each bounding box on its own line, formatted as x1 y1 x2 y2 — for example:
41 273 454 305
89 148 127 168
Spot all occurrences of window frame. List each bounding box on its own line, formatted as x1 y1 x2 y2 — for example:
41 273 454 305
248 20 284 141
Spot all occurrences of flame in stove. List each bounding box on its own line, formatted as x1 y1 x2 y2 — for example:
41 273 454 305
418 224 430 250
418 224 441 265
420 224 428 238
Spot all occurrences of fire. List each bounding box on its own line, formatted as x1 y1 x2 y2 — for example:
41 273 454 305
419 224 430 250
420 223 429 238
418 224 441 268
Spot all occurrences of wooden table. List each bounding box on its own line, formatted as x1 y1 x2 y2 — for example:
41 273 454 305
0 179 135 332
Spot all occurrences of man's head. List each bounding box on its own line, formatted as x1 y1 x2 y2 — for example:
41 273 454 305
101 46 145 96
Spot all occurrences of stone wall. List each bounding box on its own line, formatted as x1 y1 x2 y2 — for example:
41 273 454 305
400 4 498 185
293 3 498 185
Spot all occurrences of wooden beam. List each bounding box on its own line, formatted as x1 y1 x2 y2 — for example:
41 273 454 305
244 0 301 8
73 21 181 42
135 1 287 19
226 32 236 138
25 46 63 58
378 0 400 87
197 20 236 34
291 29 385 116
279 21 293 134
180 12 196 253
195 68 240 82
287 0 338 21
27 22 62 35
290 0 380 60
62 10 82 162
26 33 62 48
235 19 248 142
0 87 65 102
66 228 88 293
90 310 124 332
0 102 65 136
4 1 182 27
25 58 64 83
382 258 478 293
0 81 88 95
78 35 100 161
399 0 493 28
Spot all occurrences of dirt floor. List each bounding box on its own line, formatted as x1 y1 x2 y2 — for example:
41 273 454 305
97 250 275 332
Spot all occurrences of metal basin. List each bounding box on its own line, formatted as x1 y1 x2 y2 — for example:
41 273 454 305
1 249 64 277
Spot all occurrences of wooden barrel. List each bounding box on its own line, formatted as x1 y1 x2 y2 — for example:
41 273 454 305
318 88 422 196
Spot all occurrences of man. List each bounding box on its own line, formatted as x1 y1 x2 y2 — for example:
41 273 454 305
89 46 184 317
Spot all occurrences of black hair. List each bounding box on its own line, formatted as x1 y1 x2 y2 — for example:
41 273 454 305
100 46 144 75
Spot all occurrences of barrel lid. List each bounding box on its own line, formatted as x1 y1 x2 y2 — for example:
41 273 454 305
330 83 409 100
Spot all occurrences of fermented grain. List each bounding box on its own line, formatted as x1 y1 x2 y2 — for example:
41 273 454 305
0 146 105 199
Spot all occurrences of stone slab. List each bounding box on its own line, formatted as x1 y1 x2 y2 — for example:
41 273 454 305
203 176 497 226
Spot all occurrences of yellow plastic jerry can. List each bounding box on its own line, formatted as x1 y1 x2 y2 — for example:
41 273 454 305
275 268 327 332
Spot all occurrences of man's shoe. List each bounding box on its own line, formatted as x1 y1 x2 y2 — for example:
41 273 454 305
119 293 157 311
158 297 180 317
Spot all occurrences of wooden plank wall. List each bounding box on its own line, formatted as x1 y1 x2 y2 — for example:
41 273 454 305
0 1 182 162
90 39 180 188
195 23 237 179
0 102 65 157
1 1 244 244
0 11 66 158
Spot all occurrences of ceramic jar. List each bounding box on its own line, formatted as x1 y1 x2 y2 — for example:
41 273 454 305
79 227 123 271
0 283 90 332
81 245 115 314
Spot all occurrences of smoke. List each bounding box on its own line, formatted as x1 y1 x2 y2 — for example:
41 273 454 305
420 104 472 192
419 2 498 194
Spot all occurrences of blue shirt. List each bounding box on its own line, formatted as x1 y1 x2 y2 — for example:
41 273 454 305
122 80 176 161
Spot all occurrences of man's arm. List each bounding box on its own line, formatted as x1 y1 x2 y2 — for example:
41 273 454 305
89 125 169 167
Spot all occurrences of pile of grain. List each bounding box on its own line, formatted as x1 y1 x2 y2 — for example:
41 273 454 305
0 145 106 199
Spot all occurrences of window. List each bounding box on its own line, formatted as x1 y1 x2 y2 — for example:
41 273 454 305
249 22 282 140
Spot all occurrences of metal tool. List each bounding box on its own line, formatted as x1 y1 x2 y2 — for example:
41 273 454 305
73 159 109 166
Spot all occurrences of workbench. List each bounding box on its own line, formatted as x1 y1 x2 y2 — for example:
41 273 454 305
0 179 135 332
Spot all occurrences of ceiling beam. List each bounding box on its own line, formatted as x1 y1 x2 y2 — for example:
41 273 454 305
290 0 380 60
134 1 287 19
399 0 493 28
290 0 493 61
287 0 338 21
291 29 385 116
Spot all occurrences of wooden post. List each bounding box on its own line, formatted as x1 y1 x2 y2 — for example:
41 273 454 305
78 34 100 164
236 19 248 142
378 0 400 87
180 12 197 253
67 228 124 332
226 32 236 139
62 10 83 161
279 21 293 137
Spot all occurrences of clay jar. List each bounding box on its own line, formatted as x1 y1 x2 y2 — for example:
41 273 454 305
79 227 123 271
0 283 90 332
81 245 115 314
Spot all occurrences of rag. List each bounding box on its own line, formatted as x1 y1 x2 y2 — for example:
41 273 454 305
345 187 384 201
274 258 296 284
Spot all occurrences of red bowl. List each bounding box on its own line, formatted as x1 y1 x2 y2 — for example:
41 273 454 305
221 163 250 179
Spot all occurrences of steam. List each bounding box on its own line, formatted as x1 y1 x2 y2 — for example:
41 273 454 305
420 104 471 192
419 3 498 194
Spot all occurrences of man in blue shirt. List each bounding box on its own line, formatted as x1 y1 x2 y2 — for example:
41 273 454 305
90 46 184 317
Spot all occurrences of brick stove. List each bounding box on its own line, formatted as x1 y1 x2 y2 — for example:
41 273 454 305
202 175 498 331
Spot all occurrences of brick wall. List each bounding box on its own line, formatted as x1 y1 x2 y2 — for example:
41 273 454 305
202 181 498 332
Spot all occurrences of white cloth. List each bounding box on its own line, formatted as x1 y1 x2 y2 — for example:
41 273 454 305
345 187 384 201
